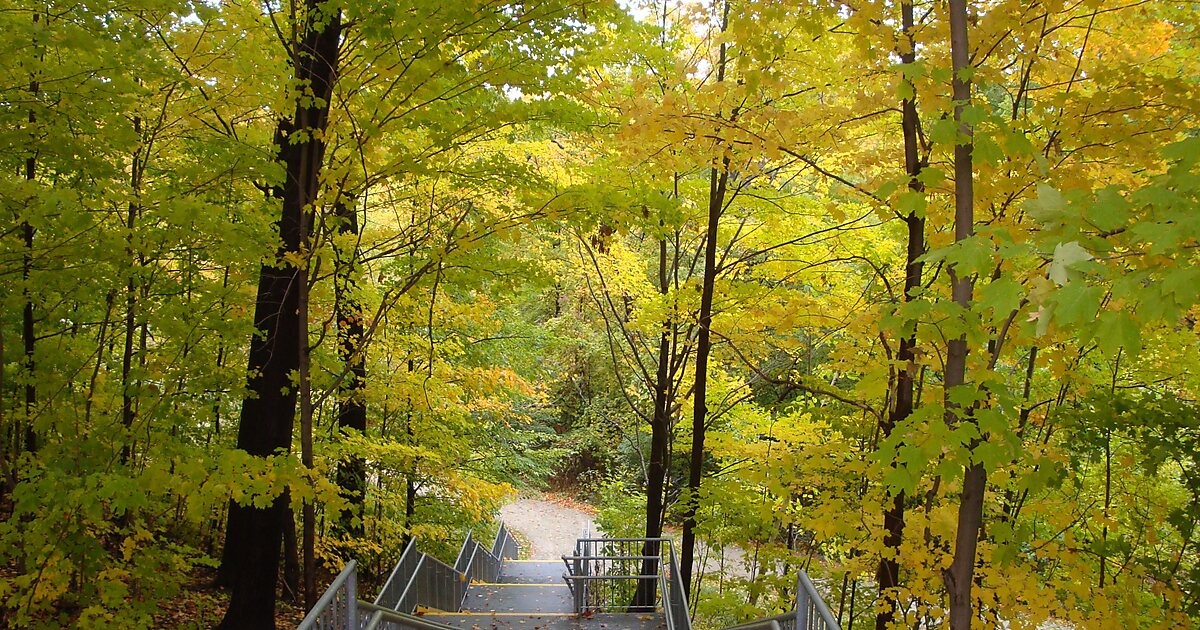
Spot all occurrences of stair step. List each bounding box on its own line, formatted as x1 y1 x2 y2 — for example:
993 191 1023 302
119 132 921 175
422 612 667 630
462 583 573 613
499 561 566 584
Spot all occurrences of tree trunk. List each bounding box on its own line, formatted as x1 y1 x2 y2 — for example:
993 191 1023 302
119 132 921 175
681 153 730 601
22 15 39 456
681 1 731 596
876 3 926 627
943 2 982 628
334 197 367 538
218 4 342 626
120 116 142 467
282 503 301 603
299 205 316 609
636 236 674 609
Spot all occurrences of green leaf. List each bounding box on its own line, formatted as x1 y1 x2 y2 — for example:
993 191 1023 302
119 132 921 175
896 190 927 218
1048 241 1092 286
1161 268 1200 308
1095 310 1141 359
929 118 960 146
1052 281 1102 326
1085 186 1130 233
1026 184 1066 223
977 276 1024 321
916 167 946 187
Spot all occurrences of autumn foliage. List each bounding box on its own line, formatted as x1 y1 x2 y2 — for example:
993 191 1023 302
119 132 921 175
0 0 1197 628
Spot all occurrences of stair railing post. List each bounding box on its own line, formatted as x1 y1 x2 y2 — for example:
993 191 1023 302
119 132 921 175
348 565 358 630
795 573 809 630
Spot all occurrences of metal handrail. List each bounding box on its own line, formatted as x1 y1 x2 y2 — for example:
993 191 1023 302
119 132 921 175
358 601 460 630
301 523 523 629
720 571 839 630
454 531 475 573
492 522 518 559
724 621 784 630
562 554 660 561
575 537 672 543
376 529 507 615
563 574 660 580
723 611 799 630
375 539 420 609
663 542 691 630
298 561 358 630
796 571 839 630
561 536 691 630
458 543 500 609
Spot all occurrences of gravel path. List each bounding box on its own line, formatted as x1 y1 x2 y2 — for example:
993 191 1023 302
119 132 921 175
499 497 602 559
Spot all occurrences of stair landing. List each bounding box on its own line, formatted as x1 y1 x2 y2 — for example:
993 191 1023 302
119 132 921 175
425 559 666 630
422 612 667 630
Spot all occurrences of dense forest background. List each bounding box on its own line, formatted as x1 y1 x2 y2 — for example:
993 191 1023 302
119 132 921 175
1 0 1198 627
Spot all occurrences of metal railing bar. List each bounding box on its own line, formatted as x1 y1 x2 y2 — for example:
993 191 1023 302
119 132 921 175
563 574 662 580
358 601 461 630
723 621 785 630
297 560 357 630
374 540 418 607
561 555 661 561
454 531 474 573
573 537 672 543
722 612 798 630
491 523 507 558
798 571 839 629
420 552 459 575
398 555 427 611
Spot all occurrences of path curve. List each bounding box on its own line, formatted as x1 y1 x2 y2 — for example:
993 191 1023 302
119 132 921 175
498 496 748 578
498 497 601 560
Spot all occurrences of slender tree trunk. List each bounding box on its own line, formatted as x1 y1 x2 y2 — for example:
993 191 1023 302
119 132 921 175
120 116 142 466
681 158 729 596
401 358 417 547
334 197 367 538
1100 352 1120 588
298 215 316 609
637 236 673 608
681 149 730 598
681 2 731 596
876 3 926 627
218 4 342 626
943 2 982 628
22 15 39 456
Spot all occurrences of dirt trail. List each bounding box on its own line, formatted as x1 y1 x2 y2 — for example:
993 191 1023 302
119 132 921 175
498 495 749 578
498 496 601 560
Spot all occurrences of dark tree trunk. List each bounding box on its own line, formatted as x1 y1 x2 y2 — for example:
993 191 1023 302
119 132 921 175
218 4 342 627
943 2 982 628
282 504 301 603
299 234 316 609
22 18 39 456
876 3 925 627
681 160 729 598
334 197 367 538
120 116 142 467
635 237 674 609
681 1 731 596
